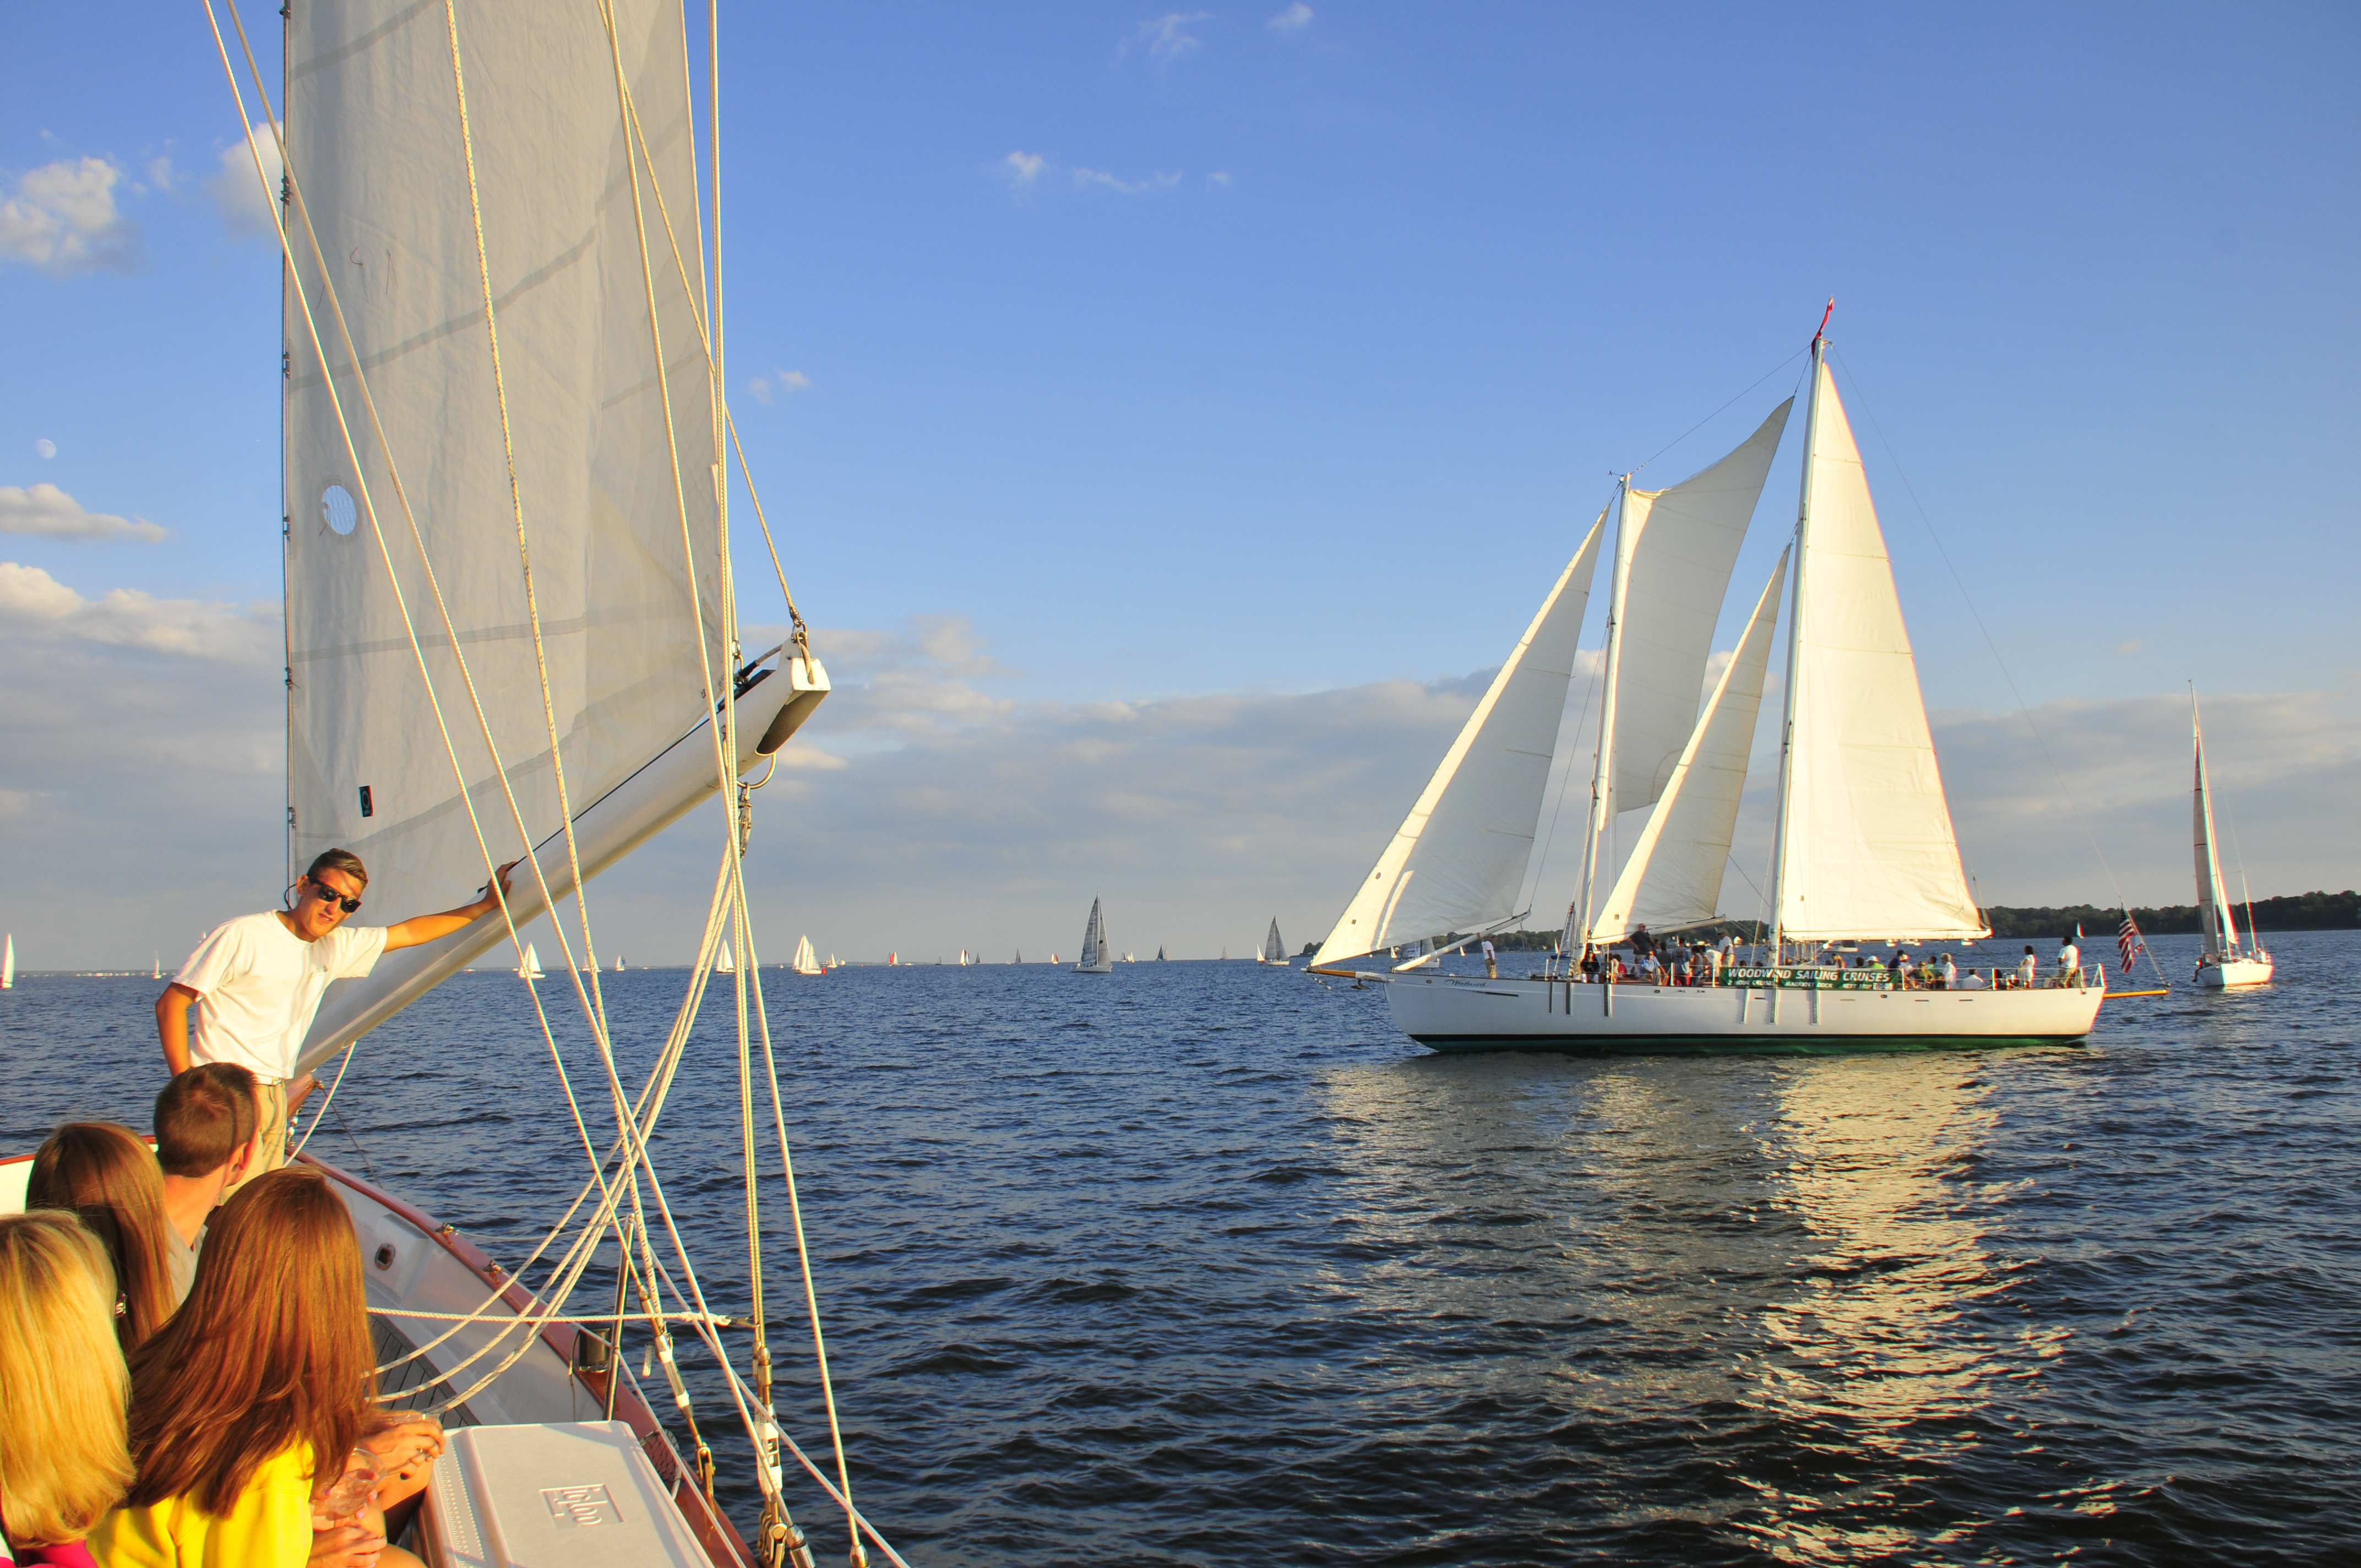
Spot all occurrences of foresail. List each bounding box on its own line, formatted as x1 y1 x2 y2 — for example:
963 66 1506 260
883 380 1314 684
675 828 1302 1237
1594 547 1787 938
1774 360 1983 942
282 0 721 937
1608 401 1792 809
1312 514 1603 966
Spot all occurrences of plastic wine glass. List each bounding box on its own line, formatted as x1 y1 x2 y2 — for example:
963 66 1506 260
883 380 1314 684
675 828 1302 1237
311 1446 384 1531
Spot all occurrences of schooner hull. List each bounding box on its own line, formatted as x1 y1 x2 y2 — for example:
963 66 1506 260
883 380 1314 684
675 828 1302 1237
1382 973 2104 1054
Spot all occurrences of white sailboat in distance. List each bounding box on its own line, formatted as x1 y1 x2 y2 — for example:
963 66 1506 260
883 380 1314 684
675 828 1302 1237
515 942 544 981
1312 313 2103 1053
714 941 737 975
791 935 823 976
2 933 14 989
1074 897 1114 973
2190 692 2273 988
1259 918 1289 965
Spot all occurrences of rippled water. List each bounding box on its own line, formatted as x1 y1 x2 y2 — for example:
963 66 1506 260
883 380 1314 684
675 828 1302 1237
7 929 2358 1565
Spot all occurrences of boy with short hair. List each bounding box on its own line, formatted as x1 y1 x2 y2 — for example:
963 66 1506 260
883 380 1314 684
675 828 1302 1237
152 1061 262 1303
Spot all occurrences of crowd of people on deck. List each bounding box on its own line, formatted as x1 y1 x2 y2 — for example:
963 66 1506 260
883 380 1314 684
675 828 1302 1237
4 849 509 1567
1552 925 2093 992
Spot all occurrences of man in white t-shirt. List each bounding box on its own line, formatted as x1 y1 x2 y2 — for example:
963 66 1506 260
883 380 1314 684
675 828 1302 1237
2058 934 2081 987
156 847 515 1184
1481 938 1497 979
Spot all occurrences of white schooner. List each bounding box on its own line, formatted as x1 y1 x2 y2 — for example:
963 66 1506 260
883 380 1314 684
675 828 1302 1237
0 2 906 1565
1310 318 2106 1052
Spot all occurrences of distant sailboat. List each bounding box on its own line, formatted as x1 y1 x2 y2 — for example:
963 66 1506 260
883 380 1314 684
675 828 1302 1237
1049 953 1058 965
152 952 162 982
1074 898 1113 973
1156 946 1166 962
1258 919 1288 966
1220 946 1228 961
1014 949 1024 964
958 949 971 967
715 941 736 975
2 933 14 989
515 942 545 981
613 955 626 972
791 935 823 976
2191 693 2273 989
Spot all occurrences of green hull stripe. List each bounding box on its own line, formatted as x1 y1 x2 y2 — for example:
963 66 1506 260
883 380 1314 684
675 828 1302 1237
1411 1033 2088 1057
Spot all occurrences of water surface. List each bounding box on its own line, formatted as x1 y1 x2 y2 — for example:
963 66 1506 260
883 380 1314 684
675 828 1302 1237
7 930 2356 1564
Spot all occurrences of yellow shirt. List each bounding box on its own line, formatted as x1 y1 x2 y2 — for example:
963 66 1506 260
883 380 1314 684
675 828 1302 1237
88 1444 313 1567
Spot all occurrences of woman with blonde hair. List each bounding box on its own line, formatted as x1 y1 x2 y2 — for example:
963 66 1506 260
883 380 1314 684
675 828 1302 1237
0 1212 133 1567
24 1123 179 1352
89 1167 439 1567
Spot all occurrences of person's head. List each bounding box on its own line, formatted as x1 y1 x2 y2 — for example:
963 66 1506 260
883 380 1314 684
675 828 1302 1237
289 847 369 941
154 1063 261 1183
2025 945 2036 955
26 1122 178 1351
0 1213 134 1547
123 1166 374 1514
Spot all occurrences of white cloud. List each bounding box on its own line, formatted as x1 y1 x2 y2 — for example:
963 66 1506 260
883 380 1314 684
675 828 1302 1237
143 154 178 194
0 483 167 543
1207 171 1232 187
206 121 283 241
745 368 812 406
0 156 143 275
1000 151 1047 187
0 562 277 661
1268 3 1314 32
1072 167 1184 195
1125 12 1212 61
34 439 56 459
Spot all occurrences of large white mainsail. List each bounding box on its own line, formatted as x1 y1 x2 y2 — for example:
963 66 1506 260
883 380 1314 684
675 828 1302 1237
1607 402 1793 809
277 1 824 1069
1311 515 1604 966
1260 918 1287 964
1593 547 1788 938
1769 352 1983 944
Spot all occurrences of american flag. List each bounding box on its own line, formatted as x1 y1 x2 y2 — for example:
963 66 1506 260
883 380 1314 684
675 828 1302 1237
2118 915 2146 974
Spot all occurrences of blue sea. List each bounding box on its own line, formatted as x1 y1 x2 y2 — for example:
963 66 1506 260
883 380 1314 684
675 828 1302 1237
7 929 2358 1565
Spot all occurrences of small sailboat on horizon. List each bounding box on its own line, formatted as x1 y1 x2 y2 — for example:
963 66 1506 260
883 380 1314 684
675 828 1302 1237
791 935 823 976
1258 918 1289 966
1074 898 1114 974
2 933 14 989
515 941 544 981
2190 692 2272 989
714 941 736 975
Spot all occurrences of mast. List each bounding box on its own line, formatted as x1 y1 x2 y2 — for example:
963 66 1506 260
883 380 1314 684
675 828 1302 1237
2191 689 2238 961
1767 316 1830 962
1575 477 1634 945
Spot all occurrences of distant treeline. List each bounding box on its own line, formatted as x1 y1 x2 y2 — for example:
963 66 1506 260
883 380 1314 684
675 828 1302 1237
1984 890 2359 937
1450 891 2357 950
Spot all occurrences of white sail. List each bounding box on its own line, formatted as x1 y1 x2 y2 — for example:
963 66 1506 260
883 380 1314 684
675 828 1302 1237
1261 919 1287 963
715 941 736 974
2191 699 2240 959
516 941 543 980
1595 548 1788 937
1312 514 1604 965
1076 897 1112 972
1771 356 1982 943
1608 401 1792 808
2 933 13 989
282 0 725 953
791 934 821 974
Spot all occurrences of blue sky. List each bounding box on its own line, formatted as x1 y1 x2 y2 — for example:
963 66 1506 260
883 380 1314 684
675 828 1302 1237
4 3 2356 965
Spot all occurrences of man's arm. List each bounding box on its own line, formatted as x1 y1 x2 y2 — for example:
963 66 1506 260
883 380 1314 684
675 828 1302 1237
157 982 200 1074
381 861 518 952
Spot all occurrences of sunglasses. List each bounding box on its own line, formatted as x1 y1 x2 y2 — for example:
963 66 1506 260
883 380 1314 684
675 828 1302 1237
307 881 363 914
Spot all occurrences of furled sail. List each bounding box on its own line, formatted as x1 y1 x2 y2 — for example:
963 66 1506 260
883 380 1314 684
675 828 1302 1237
1771 358 1982 942
282 0 722 945
1312 514 1604 966
1593 547 1787 938
1607 401 1792 809
2191 700 2239 957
